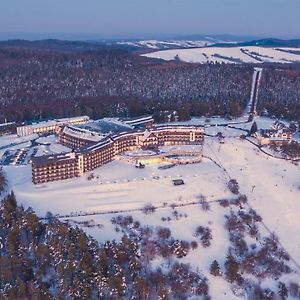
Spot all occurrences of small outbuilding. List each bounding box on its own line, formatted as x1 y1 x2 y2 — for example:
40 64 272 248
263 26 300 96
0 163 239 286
172 179 185 186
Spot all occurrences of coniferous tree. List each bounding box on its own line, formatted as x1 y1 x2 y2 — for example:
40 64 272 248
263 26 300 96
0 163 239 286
210 260 221 276
0 171 6 193
1 193 212 299
249 121 258 135
278 282 288 300
224 253 239 283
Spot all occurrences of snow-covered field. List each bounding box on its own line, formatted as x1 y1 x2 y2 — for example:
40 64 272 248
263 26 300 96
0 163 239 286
2 117 300 298
143 46 300 64
4 157 230 216
118 40 215 49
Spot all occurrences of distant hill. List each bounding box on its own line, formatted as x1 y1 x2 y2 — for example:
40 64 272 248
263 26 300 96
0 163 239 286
0 39 136 52
112 37 300 50
173 34 259 43
143 45 300 64
0 37 299 52
109 34 257 50
214 38 300 48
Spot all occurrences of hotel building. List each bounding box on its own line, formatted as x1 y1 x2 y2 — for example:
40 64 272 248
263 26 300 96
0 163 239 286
31 124 205 184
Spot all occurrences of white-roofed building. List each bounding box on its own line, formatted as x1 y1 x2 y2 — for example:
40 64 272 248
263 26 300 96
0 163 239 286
17 116 90 137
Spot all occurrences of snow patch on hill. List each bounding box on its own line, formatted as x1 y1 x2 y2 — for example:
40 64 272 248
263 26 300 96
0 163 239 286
143 46 300 64
117 40 215 49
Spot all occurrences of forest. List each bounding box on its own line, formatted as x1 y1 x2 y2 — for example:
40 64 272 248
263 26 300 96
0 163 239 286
0 46 251 123
0 190 213 300
0 46 299 126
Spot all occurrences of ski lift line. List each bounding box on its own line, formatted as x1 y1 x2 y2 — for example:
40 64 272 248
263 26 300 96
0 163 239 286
205 141 231 180
245 68 263 117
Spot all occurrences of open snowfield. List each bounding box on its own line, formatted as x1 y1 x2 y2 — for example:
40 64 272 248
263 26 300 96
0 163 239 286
143 46 300 64
2 117 300 298
167 115 285 134
117 39 214 49
4 157 231 216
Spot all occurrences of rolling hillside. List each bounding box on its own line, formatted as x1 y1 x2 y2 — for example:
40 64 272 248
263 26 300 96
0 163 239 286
143 46 300 64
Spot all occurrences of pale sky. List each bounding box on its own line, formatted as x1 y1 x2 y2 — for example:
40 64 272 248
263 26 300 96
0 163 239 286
0 0 299 40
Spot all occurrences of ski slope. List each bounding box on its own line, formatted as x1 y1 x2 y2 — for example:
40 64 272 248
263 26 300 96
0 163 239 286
143 46 300 64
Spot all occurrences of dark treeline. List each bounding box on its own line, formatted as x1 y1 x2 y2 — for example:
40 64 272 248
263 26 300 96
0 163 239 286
0 47 252 123
258 66 300 124
0 47 300 124
0 96 246 124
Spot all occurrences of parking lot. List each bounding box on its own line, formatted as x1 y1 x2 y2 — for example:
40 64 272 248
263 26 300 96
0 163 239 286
1 147 36 166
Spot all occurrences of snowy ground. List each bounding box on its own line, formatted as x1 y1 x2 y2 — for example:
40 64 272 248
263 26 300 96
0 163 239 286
4 157 230 215
2 117 300 298
163 115 286 132
117 39 214 49
205 137 300 262
143 46 300 64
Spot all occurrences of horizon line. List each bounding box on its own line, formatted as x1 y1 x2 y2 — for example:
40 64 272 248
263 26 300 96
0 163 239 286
0 32 299 42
